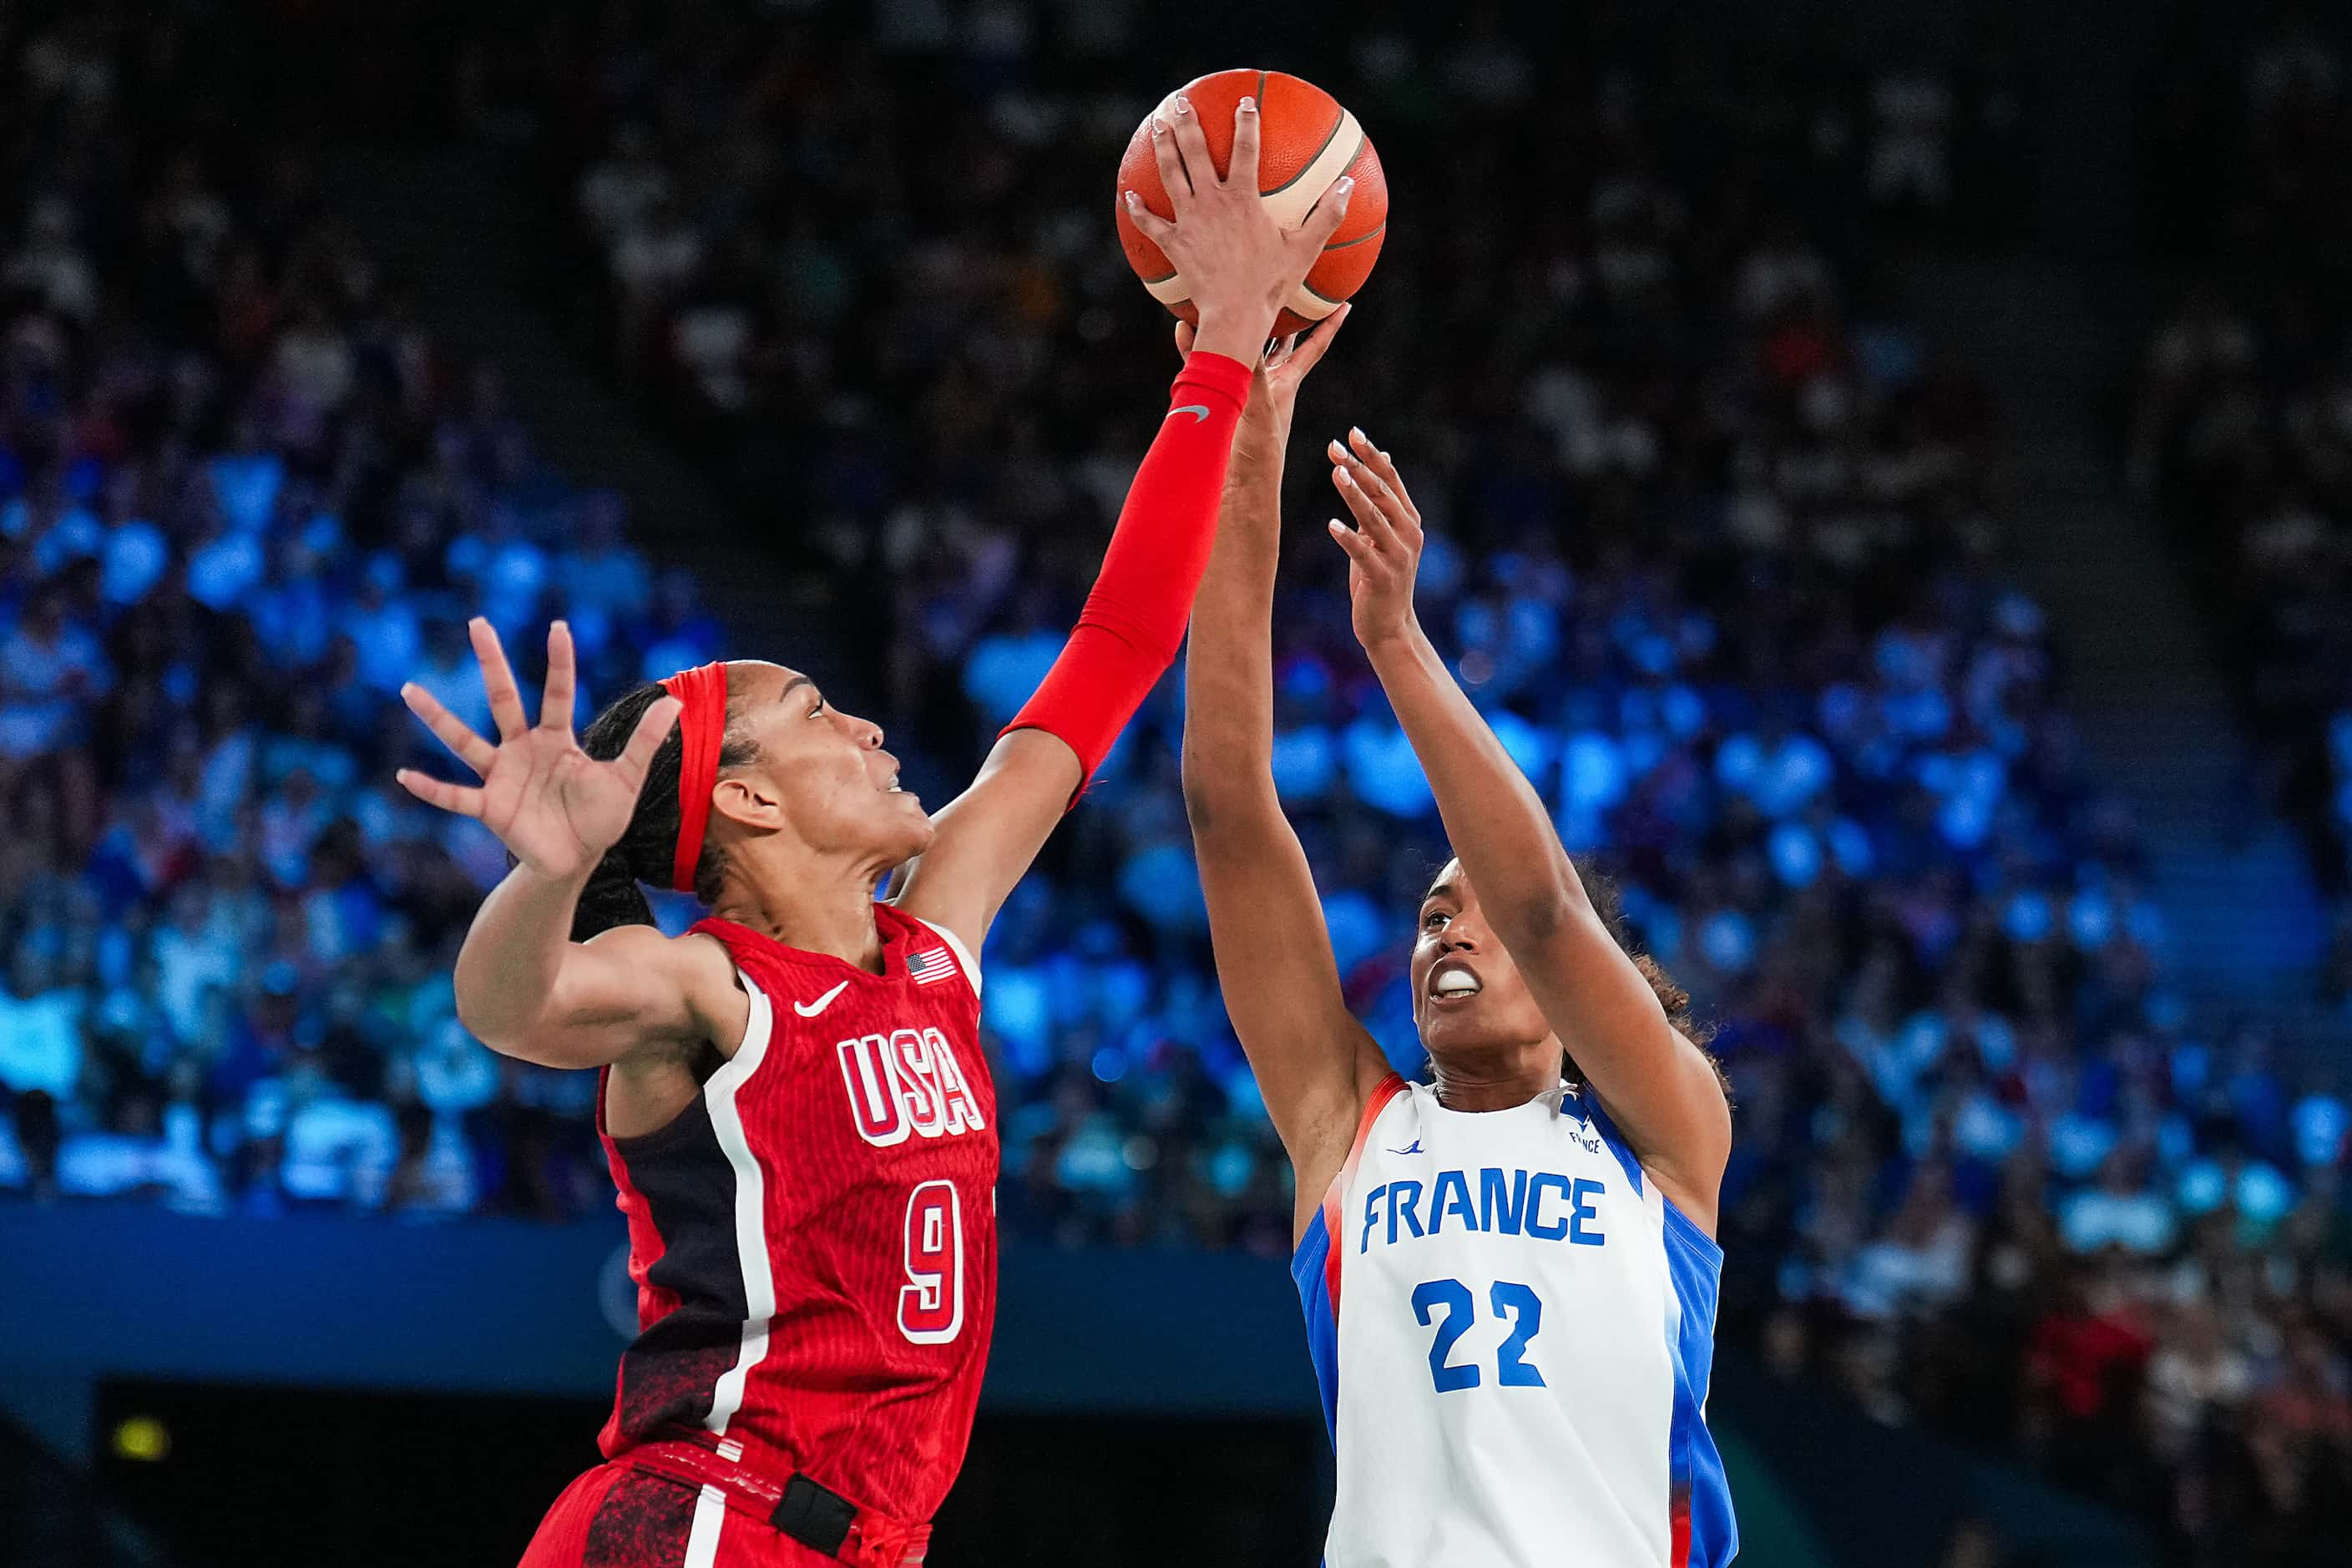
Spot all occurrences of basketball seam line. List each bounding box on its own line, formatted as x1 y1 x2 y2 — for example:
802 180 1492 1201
1263 111 1348 196
1145 214 1374 280
1147 215 1373 287
1321 217 1386 253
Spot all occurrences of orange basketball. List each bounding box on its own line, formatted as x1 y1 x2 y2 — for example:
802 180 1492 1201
1115 68 1388 338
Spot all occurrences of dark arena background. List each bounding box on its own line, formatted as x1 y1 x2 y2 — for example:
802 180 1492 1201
2 0 2349 1565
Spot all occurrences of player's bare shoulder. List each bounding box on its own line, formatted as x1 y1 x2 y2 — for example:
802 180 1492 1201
584 921 750 1058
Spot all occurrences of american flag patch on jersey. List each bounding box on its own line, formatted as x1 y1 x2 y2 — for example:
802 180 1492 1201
907 946 958 986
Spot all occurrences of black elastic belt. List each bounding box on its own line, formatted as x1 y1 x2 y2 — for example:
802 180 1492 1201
771 1472 859 1558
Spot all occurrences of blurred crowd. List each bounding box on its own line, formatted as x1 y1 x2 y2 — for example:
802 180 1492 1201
2114 19 2352 1552
2133 8 2352 997
0 6 708 1220
1 2 2347 1561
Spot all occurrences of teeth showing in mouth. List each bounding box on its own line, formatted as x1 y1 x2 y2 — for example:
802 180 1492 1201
1433 970 1480 997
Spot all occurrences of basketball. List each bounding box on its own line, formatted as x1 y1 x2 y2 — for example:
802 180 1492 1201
1115 68 1388 337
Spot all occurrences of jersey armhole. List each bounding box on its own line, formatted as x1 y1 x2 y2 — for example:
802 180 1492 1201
1589 1089 1725 1264
601 973 772 1150
909 915 984 1000
1309 1072 1410 1311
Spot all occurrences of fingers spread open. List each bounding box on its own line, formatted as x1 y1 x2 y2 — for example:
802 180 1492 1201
539 620 577 731
1166 94 1215 193
1348 427 1420 524
1330 457 1391 542
614 696 681 787
395 767 484 818
1227 94 1263 195
1337 446 1409 531
1326 517 1372 562
469 617 529 741
1146 111 1191 210
1297 174 1356 246
402 681 497 776
1125 188 1174 245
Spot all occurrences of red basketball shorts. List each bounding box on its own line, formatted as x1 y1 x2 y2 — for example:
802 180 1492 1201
518 1454 929 1568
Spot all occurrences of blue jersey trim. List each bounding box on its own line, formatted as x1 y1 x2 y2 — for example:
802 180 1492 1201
1291 1208 1341 1444
1663 1199 1737 1567
1587 1086 1737 1565
1580 1090 1649 1195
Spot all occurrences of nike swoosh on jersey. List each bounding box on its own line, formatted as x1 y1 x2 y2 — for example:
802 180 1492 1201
793 980 851 1018
1167 403 1211 423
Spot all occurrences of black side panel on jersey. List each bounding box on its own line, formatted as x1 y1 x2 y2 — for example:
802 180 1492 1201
610 1095 749 1443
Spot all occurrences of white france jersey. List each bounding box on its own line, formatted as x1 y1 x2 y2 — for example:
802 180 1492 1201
1290 1074 1736 1568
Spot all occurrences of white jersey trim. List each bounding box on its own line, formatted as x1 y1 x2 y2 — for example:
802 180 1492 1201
702 974 776 1437
682 1483 728 1568
911 916 984 1000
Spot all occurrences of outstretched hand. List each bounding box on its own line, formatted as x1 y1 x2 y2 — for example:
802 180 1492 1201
1126 92 1353 364
1325 427 1425 650
397 619 680 882
1176 299 1350 464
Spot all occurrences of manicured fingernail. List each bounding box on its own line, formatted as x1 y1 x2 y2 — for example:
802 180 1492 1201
1125 190 1141 208
1149 117 1166 138
1239 95 1257 113
1173 95 1191 115
1336 176 1354 193
1350 427 1368 447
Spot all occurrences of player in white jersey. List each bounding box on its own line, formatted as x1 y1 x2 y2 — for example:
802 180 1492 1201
1176 314 1737 1568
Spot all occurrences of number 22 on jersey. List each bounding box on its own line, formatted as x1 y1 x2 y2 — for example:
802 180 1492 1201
1412 1277 1550 1391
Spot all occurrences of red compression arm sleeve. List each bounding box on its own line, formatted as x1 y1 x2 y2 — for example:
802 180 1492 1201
1000 350 1256 795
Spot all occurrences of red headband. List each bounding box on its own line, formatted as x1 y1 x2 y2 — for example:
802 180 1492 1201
657 662 728 893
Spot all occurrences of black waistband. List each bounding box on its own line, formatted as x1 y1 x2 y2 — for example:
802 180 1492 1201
771 1472 858 1558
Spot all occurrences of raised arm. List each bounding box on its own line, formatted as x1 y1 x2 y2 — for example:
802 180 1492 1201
1180 306 1389 1228
893 90 1353 958
397 620 742 1072
1325 436 1732 1228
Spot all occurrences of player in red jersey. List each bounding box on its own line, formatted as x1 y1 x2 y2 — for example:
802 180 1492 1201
392 96 1352 1568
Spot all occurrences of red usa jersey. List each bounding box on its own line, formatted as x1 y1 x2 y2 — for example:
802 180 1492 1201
596 903 998 1527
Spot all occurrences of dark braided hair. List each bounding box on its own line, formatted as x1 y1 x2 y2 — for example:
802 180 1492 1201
569 680 761 940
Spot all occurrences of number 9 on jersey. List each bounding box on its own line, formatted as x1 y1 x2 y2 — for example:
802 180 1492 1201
898 1179 966 1344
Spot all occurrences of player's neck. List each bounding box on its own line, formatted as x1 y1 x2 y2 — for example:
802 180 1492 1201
1428 1045 1561 1113
711 859 888 973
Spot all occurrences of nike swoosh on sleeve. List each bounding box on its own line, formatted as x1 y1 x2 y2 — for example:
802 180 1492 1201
1166 404 1211 423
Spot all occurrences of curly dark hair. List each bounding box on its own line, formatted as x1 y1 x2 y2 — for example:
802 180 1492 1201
1577 862 1719 1054
568 680 760 939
